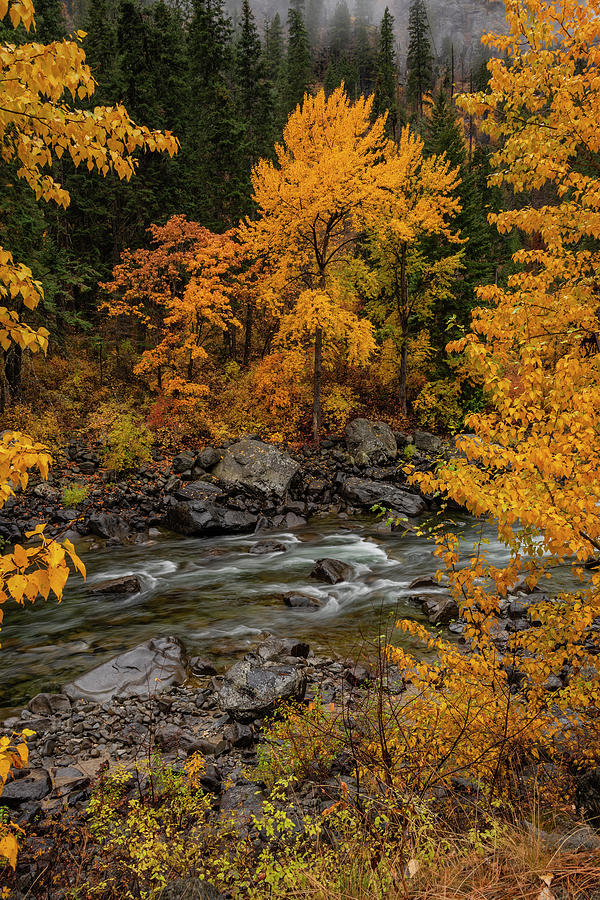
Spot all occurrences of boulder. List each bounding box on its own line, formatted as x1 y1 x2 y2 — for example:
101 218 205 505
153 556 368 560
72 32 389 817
2 769 52 806
345 418 397 465
310 558 353 584
88 574 142 596
213 439 300 498
249 540 287 555
197 447 222 470
174 481 223 502
160 878 225 900
87 512 130 542
167 500 257 536
341 477 427 518
413 430 442 454
172 451 196 474
27 693 71 716
416 593 459 625
217 659 306 722
62 636 188 703
283 591 321 610
254 635 310 660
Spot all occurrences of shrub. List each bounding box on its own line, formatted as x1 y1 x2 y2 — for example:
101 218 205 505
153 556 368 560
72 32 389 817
88 402 153 473
413 378 464 433
61 483 89 507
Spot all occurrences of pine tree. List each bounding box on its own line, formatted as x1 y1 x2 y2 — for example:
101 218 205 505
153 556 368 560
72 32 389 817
373 6 398 135
284 8 311 117
264 13 286 133
235 0 272 162
353 17 375 96
425 90 465 167
329 0 351 61
406 0 433 118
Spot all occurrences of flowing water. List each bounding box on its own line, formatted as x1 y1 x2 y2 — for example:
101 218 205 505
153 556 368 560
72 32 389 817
0 514 578 717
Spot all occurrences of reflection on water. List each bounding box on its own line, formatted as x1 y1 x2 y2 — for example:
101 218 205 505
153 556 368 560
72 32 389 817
0 514 577 716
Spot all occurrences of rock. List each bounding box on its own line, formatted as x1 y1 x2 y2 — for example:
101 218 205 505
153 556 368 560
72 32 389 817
254 635 310 660
283 592 321 609
214 439 300 498
413 431 442 454
220 781 266 833
408 575 441 590
217 659 306 722
416 593 459 625
167 500 257 537
160 878 225 900
197 447 222 470
345 664 370 686
341 477 427 518
88 575 141 595
310 558 353 584
174 481 223 502
2 769 51 805
191 658 217 676
87 512 130 542
223 722 254 748
345 418 397 465
27 693 71 716
62 636 188 703
249 540 287 555
172 451 197 474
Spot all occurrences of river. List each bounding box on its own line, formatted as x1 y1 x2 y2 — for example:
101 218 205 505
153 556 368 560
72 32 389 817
0 513 577 717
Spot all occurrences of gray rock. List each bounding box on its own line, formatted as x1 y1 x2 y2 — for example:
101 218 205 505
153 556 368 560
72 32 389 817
249 540 287 554
197 447 222 470
88 574 141 595
418 594 459 625
254 635 310 660
341 477 426 518
62 636 188 703
27 693 71 716
283 592 321 609
409 575 441 590
172 451 197 474
214 439 300 498
217 659 306 722
167 500 257 536
2 769 51 805
174 481 223 502
414 431 442 454
310 558 353 584
159 878 225 900
87 512 130 542
346 419 397 466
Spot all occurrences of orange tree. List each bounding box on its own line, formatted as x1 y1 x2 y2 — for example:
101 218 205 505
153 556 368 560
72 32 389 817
239 85 390 443
0 0 177 868
382 0 600 800
102 216 243 403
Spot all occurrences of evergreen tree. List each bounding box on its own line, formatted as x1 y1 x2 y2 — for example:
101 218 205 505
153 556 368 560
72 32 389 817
353 18 375 96
284 8 311 116
264 13 286 132
329 0 351 61
406 0 433 118
83 0 120 103
373 6 398 134
235 0 272 162
425 90 465 167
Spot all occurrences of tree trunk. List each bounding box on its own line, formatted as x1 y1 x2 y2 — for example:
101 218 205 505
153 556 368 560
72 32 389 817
312 325 323 444
4 344 22 402
243 298 253 367
399 242 408 418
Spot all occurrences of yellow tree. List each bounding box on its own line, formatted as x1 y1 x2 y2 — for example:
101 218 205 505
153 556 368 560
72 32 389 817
365 126 462 416
0 0 177 868
239 85 389 442
387 0 600 791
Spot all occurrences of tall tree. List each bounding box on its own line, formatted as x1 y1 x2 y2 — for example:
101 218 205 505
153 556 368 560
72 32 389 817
374 7 398 136
329 0 351 60
239 86 390 442
235 0 272 163
406 0 433 118
284 7 311 116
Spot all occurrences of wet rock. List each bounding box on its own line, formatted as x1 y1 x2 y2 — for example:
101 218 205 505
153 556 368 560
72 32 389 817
254 635 310 660
341 477 426 518
87 512 130 542
408 575 441 590
87 574 141 595
197 447 222 470
413 431 442 454
223 722 254 749
214 439 300 498
191 658 217 676
174 481 223 502
249 540 287 554
345 418 397 465
161 877 225 900
62 636 188 703
345 664 370 686
2 769 51 805
310 558 353 584
220 781 266 832
217 659 306 722
167 500 257 537
283 592 321 610
27 693 71 716
416 594 459 625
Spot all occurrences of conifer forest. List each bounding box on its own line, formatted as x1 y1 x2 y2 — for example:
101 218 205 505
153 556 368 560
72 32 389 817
1 0 600 896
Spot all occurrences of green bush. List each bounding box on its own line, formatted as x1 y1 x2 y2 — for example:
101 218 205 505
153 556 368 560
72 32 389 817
103 412 153 474
61 483 90 507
